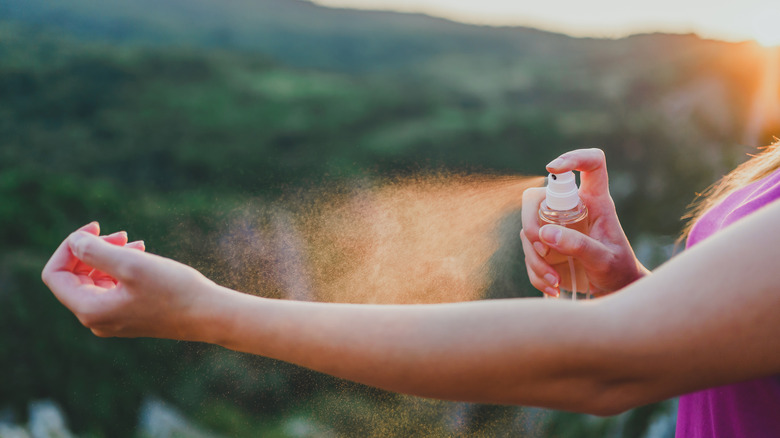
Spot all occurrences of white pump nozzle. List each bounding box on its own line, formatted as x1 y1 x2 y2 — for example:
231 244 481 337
545 171 581 211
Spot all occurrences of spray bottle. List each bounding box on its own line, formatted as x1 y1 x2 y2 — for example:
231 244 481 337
538 172 590 300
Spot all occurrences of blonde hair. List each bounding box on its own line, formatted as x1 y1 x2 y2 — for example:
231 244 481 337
681 139 780 240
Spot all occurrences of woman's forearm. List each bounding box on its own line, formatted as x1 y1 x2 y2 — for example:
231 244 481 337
191 200 780 415
201 290 612 412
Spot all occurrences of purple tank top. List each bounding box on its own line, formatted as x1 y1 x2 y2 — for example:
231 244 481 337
675 167 780 437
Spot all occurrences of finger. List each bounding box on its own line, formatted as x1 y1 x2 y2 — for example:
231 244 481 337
88 234 138 282
91 328 110 338
89 241 145 283
42 222 100 288
520 232 558 278
42 224 105 313
68 232 145 283
545 148 610 199
521 229 560 297
75 231 128 276
526 260 560 298
521 187 547 245
94 279 118 289
521 230 552 275
538 224 611 269
125 240 146 252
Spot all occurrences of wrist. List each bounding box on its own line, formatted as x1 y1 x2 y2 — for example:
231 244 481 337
181 282 246 346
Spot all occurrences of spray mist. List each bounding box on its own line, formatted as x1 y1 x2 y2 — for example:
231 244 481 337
538 172 590 300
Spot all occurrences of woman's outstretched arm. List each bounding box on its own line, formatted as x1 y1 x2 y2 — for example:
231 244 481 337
42 200 780 415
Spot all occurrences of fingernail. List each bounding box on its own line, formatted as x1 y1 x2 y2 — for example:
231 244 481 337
108 231 128 238
544 287 560 298
547 157 565 168
540 226 562 245
127 240 145 249
533 241 548 257
543 273 559 287
81 221 99 233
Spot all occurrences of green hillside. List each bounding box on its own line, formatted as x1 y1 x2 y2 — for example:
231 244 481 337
1 0 575 71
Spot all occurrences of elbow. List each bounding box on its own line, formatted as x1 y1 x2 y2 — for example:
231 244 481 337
584 399 631 418
504 377 645 416
576 379 659 417
502 372 662 416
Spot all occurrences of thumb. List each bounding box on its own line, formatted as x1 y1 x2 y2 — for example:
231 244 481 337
69 231 141 281
539 225 609 262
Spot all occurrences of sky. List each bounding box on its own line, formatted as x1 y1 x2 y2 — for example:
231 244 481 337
312 0 780 46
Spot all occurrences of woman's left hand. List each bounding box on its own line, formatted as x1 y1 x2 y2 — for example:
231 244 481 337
41 222 221 340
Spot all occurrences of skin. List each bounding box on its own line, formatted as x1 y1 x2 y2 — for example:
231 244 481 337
42 150 780 416
521 148 650 297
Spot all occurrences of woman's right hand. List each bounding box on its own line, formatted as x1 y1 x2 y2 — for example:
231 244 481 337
520 149 649 297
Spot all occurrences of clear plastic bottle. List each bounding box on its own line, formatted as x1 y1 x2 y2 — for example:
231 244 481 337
538 172 590 300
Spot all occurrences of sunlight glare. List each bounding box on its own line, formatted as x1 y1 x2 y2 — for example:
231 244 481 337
750 13 780 47
314 0 780 47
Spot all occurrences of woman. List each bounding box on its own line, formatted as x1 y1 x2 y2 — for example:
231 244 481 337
42 147 780 437
521 148 780 436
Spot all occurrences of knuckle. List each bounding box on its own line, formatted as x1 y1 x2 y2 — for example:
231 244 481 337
91 328 112 338
75 303 102 328
604 253 621 273
521 232 536 252
523 248 540 265
77 308 113 331
521 219 538 234
530 278 546 292
590 261 610 277
77 239 95 261
524 263 544 289
592 253 617 277
41 269 50 286
117 258 142 282
522 238 535 257
589 147 606 161
522 187 544 201
569 236 588 255
77 312 99 329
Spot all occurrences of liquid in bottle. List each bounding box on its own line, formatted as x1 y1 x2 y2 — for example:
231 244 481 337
538 172 590 300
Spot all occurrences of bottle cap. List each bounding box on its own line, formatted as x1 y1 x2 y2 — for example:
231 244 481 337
545 171 581 210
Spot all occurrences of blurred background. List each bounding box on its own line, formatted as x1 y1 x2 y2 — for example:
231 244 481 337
1 0 779 436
